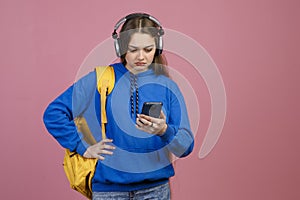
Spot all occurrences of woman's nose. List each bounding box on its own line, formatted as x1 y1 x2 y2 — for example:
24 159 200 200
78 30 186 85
137 50 144 60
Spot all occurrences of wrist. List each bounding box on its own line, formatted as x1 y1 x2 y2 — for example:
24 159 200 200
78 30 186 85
83 150 89 158
158 124 168 136
83 147 92 158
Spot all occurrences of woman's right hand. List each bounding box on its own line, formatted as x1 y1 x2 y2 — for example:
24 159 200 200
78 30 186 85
83 139 115 160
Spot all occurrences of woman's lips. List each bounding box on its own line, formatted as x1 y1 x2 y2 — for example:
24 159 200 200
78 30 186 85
135 62 146 66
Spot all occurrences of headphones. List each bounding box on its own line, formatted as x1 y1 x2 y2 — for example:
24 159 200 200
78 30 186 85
112 13 165 57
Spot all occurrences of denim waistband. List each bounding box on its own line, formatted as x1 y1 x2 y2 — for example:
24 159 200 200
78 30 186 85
92 182 170 200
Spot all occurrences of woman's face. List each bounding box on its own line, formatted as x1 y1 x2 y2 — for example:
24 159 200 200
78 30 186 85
125 32 156 74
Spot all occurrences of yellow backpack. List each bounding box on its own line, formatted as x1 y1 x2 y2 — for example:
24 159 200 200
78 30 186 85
63 66 115 199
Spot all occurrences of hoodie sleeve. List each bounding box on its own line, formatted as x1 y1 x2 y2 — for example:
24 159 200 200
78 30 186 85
159 82 194 158
43 71 97 155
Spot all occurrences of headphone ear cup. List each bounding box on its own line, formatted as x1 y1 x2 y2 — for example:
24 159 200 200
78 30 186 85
114 38 121 57
155 36 163 56
155 49 162 56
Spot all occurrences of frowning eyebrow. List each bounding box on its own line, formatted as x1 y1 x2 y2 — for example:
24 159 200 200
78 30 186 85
128 44 155 49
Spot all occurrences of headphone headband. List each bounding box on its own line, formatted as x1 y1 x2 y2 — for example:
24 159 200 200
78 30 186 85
113 13 163 33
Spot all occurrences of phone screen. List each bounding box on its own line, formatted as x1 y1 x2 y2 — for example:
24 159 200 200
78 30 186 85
141 102 163 118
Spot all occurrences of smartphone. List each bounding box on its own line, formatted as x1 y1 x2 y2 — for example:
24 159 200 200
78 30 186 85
141 102 163 118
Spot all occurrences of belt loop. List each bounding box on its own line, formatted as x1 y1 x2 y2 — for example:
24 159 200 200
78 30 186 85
129 191 134 200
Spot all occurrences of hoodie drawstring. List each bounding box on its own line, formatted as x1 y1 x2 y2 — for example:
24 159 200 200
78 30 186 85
130 72 139 118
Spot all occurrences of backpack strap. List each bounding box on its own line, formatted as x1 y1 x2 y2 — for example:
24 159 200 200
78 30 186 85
74 117 97 145
95 66 115 139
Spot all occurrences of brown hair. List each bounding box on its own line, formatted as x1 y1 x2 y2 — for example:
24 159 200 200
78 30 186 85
118 15 169 77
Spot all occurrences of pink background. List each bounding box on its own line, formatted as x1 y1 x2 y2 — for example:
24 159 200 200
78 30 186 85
1 0 299 199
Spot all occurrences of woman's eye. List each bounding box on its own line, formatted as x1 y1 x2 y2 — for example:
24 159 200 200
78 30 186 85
128 49 137 53
145 48 153 53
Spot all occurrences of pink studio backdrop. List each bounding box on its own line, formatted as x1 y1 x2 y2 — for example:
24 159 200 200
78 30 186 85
1 0 299 199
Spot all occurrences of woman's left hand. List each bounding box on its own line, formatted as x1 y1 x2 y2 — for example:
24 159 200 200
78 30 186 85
136 111 167 136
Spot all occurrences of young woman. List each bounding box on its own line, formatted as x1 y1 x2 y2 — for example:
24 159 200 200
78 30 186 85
43 13 194 200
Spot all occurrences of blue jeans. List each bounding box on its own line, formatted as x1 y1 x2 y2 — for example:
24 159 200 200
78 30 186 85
92 182 170 200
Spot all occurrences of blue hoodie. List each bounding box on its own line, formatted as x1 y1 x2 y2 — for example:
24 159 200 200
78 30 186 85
43 62 194 192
